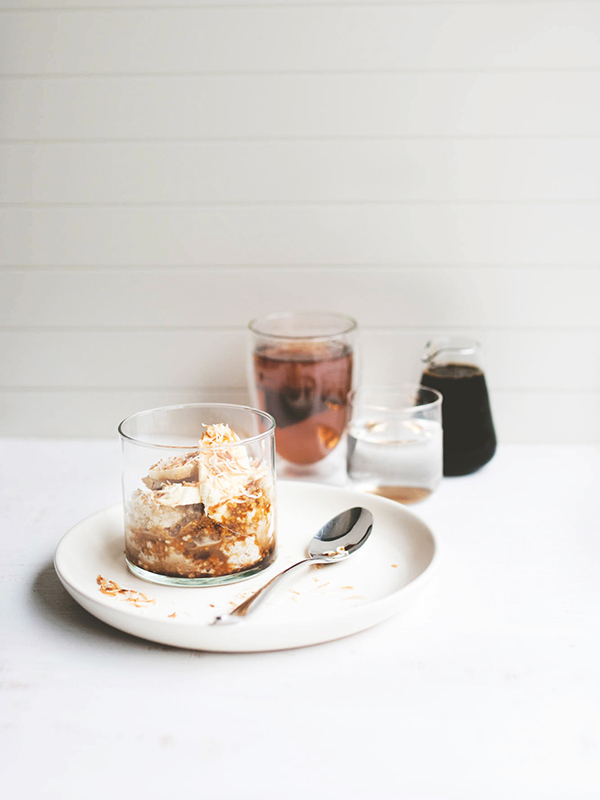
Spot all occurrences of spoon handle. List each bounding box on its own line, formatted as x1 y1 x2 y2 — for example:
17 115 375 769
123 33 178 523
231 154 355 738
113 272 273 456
213 557 322 624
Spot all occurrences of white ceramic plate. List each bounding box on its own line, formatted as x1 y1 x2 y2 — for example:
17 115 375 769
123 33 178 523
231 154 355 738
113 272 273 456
54 482 438 652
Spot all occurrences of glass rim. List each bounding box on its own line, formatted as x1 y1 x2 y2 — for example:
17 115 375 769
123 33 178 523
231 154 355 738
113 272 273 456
422 335 481 363
248 310 358 340
118 402 276 451
349 384 443 413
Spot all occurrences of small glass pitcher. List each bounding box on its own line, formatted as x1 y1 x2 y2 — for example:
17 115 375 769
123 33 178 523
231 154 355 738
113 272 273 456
420 337 496 476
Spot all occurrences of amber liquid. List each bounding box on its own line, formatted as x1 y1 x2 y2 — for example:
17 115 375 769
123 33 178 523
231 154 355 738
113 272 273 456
253 342 353 465
420 363 496 476
368 486 432 505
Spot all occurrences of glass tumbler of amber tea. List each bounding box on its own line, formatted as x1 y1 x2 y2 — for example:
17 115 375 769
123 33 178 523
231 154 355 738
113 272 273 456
420 337 497 476
248 312 358 476
118 403 276 586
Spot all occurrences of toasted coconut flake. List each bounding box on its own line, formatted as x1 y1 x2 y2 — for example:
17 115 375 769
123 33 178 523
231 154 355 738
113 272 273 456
198 423 269 521
97 574 156 606
322 545 348 558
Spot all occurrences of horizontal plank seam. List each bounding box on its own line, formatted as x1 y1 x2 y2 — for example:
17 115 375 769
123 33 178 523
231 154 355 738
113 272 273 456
3 2 600 12
1 386 598 394
2 200 600 208
0 386 248 392
3 136 600 144
0 262 600 277
0 325 598 334
4 68 600 79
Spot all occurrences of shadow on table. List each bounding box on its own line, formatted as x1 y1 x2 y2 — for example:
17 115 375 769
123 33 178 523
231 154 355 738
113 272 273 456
32 559 436 658
32 560 177 653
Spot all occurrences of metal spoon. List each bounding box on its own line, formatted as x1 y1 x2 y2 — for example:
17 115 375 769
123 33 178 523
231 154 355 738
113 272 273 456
213 506 374 624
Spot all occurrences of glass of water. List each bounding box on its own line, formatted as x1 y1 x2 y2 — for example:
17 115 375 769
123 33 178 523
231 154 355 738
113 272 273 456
346 385 443 504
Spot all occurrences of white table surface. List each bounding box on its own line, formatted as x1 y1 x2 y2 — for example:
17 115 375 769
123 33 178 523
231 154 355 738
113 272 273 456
2 439 599 800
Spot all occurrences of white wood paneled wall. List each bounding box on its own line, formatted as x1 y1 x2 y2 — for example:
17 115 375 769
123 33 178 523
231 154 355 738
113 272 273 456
1 1 599 441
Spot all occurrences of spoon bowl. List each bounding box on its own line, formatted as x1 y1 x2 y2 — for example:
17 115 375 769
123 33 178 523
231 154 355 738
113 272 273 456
308 506 374 560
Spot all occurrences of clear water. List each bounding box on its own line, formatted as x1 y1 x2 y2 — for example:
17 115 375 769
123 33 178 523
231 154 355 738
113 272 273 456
347 417 443 494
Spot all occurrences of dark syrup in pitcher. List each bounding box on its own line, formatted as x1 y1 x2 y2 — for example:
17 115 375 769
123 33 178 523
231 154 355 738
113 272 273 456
420 363 496 476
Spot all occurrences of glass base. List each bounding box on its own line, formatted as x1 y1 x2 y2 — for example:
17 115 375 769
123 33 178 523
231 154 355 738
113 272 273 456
125 555 276 587
347 480 439 505
277 440 347 485
366 485 433 505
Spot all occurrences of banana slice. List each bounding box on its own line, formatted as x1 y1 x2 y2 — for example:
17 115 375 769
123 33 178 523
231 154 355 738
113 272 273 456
154 482 201 507
148 452 198 483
